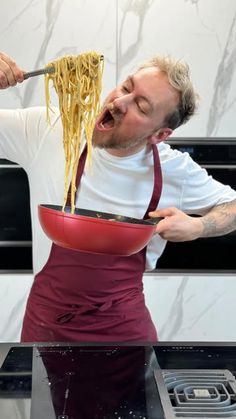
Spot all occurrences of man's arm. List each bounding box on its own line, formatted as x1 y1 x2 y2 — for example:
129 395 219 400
149 199 236 242
200 198 236 237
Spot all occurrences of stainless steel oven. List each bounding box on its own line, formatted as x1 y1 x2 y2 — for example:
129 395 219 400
0 159 32 271
157 138 236 272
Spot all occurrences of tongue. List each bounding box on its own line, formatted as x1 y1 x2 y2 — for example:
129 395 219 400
103 118 114 128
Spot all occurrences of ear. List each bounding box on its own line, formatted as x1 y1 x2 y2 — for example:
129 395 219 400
147 128 173 145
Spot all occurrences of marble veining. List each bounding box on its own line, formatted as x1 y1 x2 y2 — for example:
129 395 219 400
158 276 188 341
207 10 236 136
22 0 64 108
117 0 154 81
183 0 236 137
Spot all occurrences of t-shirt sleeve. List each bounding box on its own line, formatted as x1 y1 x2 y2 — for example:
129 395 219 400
0 106 59 169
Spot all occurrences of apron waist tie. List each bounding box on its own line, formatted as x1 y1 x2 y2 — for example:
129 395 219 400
56 301 113 324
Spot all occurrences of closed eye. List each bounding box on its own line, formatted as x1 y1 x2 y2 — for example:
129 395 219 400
136 100 150 115
121 85 130 93
137 106 147 114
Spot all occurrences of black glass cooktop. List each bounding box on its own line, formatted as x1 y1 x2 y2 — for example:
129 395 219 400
1 343 236 419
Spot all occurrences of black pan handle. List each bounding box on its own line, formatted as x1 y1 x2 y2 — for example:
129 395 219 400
146 217 163 225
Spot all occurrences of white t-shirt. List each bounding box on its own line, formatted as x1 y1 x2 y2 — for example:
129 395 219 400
0 106 236 274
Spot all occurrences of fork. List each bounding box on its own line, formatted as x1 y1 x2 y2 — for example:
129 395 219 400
23 67 55 80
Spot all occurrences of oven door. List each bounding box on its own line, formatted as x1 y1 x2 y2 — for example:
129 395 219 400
0 159 32 271
157 165 236 271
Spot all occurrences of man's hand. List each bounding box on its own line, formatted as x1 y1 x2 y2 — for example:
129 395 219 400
0 52 24 89
149 199 236 242
149 207 203 242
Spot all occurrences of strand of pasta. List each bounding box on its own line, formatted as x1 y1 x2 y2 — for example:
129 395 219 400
44 52 104 213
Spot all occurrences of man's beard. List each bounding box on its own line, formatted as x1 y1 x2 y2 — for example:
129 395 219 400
92 130 147 151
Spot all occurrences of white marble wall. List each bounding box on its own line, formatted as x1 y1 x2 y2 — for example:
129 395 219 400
0 0 116 107
0 0 236 137
117 0 236 137
1 273 236 342
143 273 236 341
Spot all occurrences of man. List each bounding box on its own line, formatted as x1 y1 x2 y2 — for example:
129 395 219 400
0 52 236 342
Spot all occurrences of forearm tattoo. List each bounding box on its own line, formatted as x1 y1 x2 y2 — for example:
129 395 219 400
201 199 236 237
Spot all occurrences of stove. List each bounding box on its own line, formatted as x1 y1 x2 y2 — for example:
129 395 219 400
1 343 236 418
154 369 236 418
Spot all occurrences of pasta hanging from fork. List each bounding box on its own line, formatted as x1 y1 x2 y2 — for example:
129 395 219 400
44 52 104 213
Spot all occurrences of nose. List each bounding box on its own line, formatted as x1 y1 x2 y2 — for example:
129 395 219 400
109 94 132 114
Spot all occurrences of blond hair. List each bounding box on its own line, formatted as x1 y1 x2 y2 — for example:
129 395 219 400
137 56 199 129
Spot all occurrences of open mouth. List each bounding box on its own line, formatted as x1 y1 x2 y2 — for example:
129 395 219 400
96 108 115 131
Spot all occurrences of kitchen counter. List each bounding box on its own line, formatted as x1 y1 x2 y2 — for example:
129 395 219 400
1 271 236 342
1 342 236 419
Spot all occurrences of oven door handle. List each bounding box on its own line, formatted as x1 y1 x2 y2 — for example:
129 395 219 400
0 165 21 169
202 164 236 169
0 241 32 247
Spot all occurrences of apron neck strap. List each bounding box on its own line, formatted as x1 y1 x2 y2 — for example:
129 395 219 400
143 144 162 218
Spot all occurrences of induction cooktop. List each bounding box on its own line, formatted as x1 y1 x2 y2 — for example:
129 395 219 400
1 343 236 419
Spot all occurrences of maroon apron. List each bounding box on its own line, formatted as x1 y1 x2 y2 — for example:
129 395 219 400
21 145 162 342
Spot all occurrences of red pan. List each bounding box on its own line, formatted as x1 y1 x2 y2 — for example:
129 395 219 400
38 204 162 256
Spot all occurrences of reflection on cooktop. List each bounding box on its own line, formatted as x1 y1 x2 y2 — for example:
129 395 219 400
0 346 32 419
2 343 236 419
0 345 161 419
31 345 161 419
0 346 32 399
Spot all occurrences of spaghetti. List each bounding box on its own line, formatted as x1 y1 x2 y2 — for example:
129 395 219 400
44 52 104 213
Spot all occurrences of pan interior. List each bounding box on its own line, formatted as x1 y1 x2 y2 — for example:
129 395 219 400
41 204 160 225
